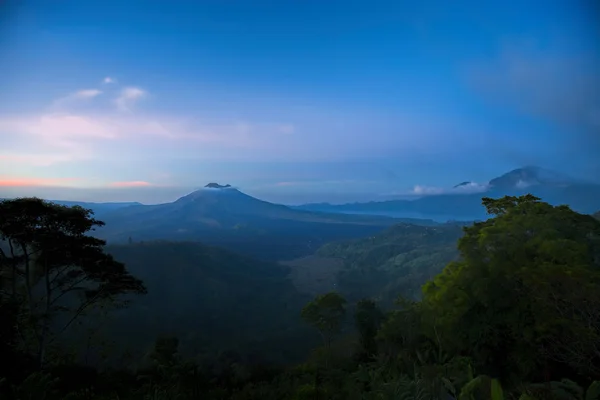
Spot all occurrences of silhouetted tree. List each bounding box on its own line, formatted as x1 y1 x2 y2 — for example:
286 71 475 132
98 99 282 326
0 197 147 368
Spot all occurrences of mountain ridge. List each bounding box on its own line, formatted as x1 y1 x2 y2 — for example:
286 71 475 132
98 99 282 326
95 183 435 261
296 167 600 220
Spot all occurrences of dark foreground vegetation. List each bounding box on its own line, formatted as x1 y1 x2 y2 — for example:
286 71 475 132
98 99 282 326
1 195 599 399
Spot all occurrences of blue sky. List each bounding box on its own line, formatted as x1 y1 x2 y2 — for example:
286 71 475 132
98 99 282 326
0 0 598 204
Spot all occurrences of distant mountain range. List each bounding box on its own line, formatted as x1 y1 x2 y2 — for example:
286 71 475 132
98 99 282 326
296 166 600 221
95 183 434 261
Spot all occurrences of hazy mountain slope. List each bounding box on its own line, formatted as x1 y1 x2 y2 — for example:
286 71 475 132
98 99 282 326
297 167 600 220
96 184 428 261
312 223 465 304
100 241 313 365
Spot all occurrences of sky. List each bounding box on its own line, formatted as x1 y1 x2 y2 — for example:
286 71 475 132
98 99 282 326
0 0 599 204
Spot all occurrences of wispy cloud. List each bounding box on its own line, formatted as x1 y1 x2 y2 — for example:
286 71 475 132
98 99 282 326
109 181 154 188
115 87 146 112
0 153 89 167
103 76 116 84
0 177 80 187
52 89 103 109
468 42 600 160
410 181 489 196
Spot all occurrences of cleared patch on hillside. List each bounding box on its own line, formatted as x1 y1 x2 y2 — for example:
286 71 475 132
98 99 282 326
282 255 345 296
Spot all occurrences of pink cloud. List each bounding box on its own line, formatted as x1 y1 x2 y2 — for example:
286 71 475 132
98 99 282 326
109 181 153 188
0 177 80 187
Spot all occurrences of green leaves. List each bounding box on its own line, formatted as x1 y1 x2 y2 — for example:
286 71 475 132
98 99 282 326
301 292 347 338
422 195 600 384
354 299 383 361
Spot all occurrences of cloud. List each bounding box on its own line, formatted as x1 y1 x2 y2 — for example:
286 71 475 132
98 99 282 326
410 181 489 196
468 43 600 158
115 87 147 112
103 76 116 84
74 89 103 99
0 153 89 167
0 177 79 187
52 89 103 109
109 181 153 188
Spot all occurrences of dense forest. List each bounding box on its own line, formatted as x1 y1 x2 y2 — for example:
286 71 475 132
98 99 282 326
1 195 599 399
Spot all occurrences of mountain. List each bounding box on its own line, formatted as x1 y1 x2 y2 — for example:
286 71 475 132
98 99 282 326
297 167 600 221
204 182 232 189
96 184 433 261
488 165 574 189
95 241 313 365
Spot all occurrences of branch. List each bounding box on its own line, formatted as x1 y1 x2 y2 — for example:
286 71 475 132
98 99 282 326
49 275 90 306
48 285 108 345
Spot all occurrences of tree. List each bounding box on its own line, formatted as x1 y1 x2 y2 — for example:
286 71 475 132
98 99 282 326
354 298 383 362
0 197 146 368
422 195 600 385
301 292 347 366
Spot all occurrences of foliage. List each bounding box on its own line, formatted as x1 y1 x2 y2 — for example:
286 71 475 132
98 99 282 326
0 197 146 368
1 195 599 399
353 298 384 362
301 292 347 364
317 222 464 303
101 240 313 366
422 195 600 385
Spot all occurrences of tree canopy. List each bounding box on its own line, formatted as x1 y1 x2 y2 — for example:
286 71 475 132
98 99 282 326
422 195 600 384
0 197 146 367
2 194 600 399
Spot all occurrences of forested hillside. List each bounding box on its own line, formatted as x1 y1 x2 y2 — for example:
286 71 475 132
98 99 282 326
316 222 464 303
1 195 599 399
100 241 313 365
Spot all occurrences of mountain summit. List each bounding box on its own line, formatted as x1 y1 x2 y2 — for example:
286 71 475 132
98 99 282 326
97 184 398 259
488 166 573 189
204 183 232 189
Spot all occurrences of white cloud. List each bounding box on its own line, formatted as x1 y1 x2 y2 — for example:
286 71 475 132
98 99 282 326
410 181 489 196
115 87 147 112
0 110 300 168
74 89 103 99
411 185 445 195
52 89 103 109
103 76 116 84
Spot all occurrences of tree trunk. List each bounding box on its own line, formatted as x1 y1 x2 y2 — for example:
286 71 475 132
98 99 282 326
38 256 52 369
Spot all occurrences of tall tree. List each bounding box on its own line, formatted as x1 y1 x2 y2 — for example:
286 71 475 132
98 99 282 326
301 292 347 367
354 298 383 362
0 198 146 368
422 195 600 385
